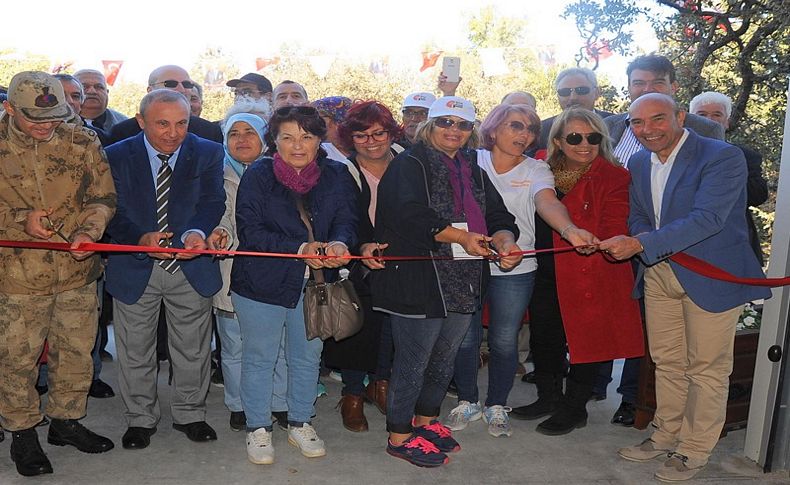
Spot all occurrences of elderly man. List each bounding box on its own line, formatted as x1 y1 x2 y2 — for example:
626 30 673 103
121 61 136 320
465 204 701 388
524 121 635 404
54 74 111 146
501 90 537 108
109 65 223 144
74 69 128 132
0 71 116 476
227 72 273 102
272 80 308 110
690 91 769 264
189 83 203 117
105 89 225 450
599 93 769 482
397 91 436 148
536 67 612 149
598 54 726 427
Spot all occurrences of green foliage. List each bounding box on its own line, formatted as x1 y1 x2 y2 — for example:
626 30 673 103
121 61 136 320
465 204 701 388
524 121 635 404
0 50 51 88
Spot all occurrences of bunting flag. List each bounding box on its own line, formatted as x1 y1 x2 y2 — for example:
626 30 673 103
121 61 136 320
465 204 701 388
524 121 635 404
256 57 280 71
101 60 123 86
585 40 613 61
420 51 443 72
479 48 509 77
308 55 335 78
50 60 74 74
537 46 557 67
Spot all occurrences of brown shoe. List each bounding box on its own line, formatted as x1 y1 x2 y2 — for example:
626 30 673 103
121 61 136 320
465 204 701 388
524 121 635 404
338 395 368 432
366 379 388 415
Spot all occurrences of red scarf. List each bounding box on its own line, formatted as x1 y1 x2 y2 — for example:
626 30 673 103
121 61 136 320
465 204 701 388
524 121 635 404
273 153 321 194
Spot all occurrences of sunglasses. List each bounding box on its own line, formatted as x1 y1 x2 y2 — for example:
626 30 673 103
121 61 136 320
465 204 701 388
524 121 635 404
505 120 540 135
556 86 592 97
151 79 196 90
274 106 318 116
564 132 603 145
435 117 475 132
402 108 428 121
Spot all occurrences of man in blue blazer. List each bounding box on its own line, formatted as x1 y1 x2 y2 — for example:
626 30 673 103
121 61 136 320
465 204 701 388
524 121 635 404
104 89 225 450
600 93 770 482
598 54 725 428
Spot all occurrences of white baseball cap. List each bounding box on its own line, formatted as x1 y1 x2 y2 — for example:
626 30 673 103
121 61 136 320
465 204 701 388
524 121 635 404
428 96 476 122
402 92 436 109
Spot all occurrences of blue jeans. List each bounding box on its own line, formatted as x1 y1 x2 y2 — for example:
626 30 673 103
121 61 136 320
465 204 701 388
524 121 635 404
216 312 289 413
387 312 472 434
454 272 536 406
233 285 322 431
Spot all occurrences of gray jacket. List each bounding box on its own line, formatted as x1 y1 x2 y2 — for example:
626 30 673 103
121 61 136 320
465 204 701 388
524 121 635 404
213 162 241 313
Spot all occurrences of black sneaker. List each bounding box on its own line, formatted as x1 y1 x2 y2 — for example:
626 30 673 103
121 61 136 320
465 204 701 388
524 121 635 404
611 401 636 427
11 428 52 477
413 420 460 452
271 411 288 431
386 435 448 468
230 411 246 432
47 419 114 453
210 368 224 387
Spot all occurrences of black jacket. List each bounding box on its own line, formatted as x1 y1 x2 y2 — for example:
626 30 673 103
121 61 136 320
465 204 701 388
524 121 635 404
371 143 518 318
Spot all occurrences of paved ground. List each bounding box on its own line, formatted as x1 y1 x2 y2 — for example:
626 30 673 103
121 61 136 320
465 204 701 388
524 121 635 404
0 338 788 484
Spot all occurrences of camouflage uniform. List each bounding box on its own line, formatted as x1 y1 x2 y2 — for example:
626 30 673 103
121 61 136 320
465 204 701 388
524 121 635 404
0 86 116 431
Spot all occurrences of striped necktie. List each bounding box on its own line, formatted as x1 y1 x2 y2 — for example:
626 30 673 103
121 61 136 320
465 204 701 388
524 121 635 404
156 153 179 274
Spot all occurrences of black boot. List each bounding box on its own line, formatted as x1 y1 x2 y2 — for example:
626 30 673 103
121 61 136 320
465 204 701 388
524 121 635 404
10 428 53 477
536 375 592 435
48 418 114 453
511 373 562 420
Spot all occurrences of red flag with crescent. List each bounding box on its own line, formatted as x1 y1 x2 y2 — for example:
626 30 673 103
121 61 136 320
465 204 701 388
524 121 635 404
102 60 123 86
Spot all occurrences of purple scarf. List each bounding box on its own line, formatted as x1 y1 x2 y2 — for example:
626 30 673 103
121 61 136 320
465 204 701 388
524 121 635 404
440 152 487 236
273 153 321 194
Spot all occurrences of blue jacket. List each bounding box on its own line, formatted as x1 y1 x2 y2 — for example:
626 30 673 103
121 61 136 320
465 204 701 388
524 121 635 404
230 156 358 308
629 129 771 312
104 132 226 304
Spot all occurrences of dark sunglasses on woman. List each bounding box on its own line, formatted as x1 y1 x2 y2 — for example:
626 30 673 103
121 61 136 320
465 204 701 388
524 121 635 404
274 106 319 116
435 117 475 132
506 120 540 135
564 132 603 145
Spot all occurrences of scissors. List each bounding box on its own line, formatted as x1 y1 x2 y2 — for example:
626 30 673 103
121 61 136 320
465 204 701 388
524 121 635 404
43 215 70 243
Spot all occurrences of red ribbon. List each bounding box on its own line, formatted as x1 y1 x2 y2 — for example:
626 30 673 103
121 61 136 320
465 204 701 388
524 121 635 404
1 239 784 287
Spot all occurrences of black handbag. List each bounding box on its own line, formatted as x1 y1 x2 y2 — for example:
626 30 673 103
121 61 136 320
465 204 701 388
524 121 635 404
294 195 364 341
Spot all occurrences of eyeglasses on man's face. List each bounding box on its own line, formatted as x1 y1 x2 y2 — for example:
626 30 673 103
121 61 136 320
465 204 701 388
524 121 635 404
557 86 592 97
151 79 196 90
402 108 428 121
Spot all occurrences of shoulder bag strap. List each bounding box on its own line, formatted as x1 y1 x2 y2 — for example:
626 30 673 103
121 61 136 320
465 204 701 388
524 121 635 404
293 193 326 284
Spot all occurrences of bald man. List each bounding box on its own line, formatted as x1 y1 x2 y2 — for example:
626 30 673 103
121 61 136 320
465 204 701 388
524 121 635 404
109 65 222 144
599 93 769 482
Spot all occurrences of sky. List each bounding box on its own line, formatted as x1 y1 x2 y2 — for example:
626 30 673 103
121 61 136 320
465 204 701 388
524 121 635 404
0 0 659 89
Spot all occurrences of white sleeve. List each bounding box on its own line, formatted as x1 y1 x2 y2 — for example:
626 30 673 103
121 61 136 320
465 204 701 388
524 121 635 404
530 159 556 200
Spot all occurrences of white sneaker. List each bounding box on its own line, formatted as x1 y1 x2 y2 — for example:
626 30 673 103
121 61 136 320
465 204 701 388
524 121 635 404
483 405 513 437
288 423 326 457
246 428 274 465
444 400 483 431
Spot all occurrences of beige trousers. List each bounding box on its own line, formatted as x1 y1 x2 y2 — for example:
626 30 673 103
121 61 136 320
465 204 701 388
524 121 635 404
644 262 741 462
0 283 98 430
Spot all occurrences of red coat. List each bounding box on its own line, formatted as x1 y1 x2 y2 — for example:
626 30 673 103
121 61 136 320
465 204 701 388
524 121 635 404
550 156 644 363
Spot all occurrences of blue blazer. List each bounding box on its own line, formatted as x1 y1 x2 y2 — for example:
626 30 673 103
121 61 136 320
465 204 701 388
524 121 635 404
104 132 226 304
629 129 770 312
230 156 358 309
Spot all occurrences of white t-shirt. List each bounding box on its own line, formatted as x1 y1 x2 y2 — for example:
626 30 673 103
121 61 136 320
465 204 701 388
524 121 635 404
477 149 555 276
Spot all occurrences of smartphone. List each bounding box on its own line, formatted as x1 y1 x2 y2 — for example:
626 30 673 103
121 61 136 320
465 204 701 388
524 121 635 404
442 56 461 83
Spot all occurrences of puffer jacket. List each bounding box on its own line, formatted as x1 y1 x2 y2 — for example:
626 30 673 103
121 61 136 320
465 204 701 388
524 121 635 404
0 110 116 295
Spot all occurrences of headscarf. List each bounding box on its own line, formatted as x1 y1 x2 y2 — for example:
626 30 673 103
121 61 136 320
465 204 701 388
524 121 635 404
223 113 267 177
311 96 352 124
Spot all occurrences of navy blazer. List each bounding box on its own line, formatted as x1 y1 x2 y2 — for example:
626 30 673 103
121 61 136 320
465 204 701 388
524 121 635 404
629 130 770 312
230 156 358 309
104 132 225 304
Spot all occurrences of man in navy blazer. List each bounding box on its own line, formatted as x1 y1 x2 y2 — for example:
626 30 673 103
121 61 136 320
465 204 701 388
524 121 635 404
600 94 770 482
104 89 225 450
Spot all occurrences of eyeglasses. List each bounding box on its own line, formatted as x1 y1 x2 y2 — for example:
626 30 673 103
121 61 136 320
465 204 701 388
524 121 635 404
352 130 390 144
274 106 318 117
564 132 603 145
151 79 196 90
557 86 592 97
233 88 263 97
435 117 475 132
402 108 428 121
505 120 540 135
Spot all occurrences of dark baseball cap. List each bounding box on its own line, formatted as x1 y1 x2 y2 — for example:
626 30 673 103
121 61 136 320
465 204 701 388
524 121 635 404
226 73 273 94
